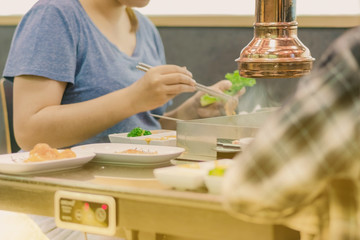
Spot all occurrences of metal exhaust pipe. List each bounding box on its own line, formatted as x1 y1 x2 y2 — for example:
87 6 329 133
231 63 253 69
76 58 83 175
236 0 315 78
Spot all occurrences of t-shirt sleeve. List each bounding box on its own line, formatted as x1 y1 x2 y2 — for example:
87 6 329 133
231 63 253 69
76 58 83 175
3 4 77 83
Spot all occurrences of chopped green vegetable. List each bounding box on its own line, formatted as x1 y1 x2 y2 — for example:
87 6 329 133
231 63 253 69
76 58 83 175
208 167 227 177
127 127 152 137
224 70 256 96
200 70 256 107
200 94 220 107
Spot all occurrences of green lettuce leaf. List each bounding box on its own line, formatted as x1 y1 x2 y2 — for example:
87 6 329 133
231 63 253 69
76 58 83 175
200 70 256 107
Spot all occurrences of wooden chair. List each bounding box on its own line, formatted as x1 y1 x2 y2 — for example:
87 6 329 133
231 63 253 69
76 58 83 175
0 78 20 153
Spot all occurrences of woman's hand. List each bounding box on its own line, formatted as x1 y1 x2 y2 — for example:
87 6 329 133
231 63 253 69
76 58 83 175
128 65 196 113
161 80 246 129
195 80 246 118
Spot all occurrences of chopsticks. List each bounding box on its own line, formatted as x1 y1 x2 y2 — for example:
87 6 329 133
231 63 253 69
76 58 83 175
150 113 183 121
136 62 233 102
136 62 152 72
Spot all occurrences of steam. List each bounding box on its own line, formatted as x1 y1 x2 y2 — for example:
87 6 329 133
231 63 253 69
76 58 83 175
237 78 300 113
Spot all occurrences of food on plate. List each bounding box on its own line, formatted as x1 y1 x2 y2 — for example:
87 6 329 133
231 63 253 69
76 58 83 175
200 70 256 107
208 166 227 176
232 137 254 147
144 135 176 145
127 127 152 137
116 148 158 154
25 143 76 162
108 130 177 146
208 160 230 176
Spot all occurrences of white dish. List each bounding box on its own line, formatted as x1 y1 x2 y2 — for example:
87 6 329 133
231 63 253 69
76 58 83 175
0 150 95 175
204 159 233 194
154 159 233 192
109 130 177 147
72 143 185 166
154 162 212 190
203 175 224 194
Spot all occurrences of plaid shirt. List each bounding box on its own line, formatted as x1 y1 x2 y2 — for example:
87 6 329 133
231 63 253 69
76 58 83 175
223 26 360 240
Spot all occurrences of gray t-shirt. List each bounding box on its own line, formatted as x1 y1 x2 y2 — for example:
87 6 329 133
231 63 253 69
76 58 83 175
3 0 169 146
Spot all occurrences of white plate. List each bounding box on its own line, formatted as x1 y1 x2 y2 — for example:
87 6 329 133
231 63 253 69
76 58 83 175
72 143 185 166
108 130 177 146
153 159 233 192
0 150 95 175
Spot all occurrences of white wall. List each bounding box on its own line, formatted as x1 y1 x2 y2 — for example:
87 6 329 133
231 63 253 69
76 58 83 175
0 0 37 15
0 0 359 16
139 0 360 15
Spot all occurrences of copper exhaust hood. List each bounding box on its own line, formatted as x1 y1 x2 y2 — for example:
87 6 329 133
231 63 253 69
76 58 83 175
237 0 315 78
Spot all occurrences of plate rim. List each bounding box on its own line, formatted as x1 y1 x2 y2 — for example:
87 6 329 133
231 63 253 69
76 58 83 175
72 143 185 165
0 150 96 175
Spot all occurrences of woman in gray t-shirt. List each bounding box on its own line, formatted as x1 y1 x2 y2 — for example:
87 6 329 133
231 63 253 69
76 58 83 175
3 0 235 150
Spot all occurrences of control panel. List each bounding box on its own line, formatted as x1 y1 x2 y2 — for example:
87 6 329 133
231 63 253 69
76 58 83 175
54 191 116 236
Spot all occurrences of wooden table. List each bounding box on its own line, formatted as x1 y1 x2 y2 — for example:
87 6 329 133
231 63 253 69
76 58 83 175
0 162 299 240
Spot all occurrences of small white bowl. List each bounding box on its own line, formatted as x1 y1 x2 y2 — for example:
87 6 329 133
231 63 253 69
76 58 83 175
204 159 234 194
153 162 213 190
204 175 224 194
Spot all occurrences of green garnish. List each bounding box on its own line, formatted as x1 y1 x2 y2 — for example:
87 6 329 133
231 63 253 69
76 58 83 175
127 127 152 137
200 70 256 107
200 94 220 107
208 167 227 177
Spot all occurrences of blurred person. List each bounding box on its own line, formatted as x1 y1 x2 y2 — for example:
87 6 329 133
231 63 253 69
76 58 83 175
223 25 360 240
2 0 239 151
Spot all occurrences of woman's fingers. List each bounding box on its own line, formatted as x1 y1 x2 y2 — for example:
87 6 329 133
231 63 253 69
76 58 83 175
160 72 196 87
163 83 197 95
212 80 232 92
148 67 196 89
153 64 193 77
129 64 198 112
144 66 196 95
